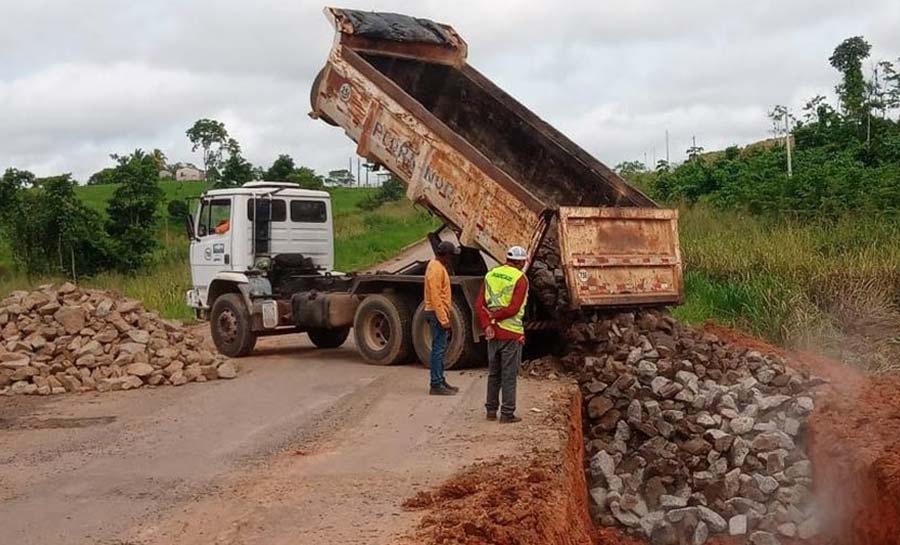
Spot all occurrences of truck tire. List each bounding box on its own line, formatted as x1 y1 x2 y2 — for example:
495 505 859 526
411 297 483 369
353 294 414 365
307 327 351 349
210 293 258 357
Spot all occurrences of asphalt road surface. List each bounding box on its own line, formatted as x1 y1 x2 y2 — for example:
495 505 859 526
0 333 560 545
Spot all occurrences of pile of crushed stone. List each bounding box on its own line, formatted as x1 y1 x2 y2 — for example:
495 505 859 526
0 283 235 395
526 309 827 545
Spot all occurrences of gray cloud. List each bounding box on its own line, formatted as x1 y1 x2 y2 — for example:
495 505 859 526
2 0 898 180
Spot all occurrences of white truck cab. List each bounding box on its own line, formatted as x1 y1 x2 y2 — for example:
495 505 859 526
183 181 487 368
186 181 334 314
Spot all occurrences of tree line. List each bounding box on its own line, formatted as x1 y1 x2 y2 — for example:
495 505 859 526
0 118 362 279
617 36 900 219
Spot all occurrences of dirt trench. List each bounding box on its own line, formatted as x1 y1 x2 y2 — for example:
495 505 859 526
398 389 595 545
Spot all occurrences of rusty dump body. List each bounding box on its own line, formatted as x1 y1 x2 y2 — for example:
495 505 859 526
311 8 683 308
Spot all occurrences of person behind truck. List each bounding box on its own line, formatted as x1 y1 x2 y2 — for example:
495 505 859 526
476 245 529 423
424 240 461 396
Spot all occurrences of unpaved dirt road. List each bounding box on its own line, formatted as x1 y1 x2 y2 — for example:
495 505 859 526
0 334 564 545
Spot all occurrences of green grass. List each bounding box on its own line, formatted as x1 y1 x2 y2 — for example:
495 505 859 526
0 185 436 321
77 180 211 216
673 205 900 372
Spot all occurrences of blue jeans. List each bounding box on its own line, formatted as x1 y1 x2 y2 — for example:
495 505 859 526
426 311 448 388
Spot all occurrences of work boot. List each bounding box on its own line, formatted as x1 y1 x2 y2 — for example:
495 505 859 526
442 382 460 392
498 415 521 424
429 386 457 396
486 412 497 421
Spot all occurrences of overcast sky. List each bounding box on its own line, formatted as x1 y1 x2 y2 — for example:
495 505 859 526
2 0 899 181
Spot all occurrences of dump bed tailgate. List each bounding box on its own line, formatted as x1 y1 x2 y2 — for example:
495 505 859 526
557 207 683 308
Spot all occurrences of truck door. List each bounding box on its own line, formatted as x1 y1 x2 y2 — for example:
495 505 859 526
190 197 234 306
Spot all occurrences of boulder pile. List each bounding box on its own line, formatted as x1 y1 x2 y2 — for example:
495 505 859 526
545 310 825 545
0 283 236 395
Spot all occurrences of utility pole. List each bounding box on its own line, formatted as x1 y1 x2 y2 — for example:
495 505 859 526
785 116 793 178
356 156 361 187
665 129 670 164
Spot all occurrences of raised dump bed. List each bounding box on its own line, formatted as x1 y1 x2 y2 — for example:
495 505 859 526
311 7 682 308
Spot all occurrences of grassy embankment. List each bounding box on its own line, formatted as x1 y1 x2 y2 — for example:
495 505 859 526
0 181 438 320
673 206 900 372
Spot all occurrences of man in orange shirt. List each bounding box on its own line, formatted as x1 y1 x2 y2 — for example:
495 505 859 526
424 240 460 395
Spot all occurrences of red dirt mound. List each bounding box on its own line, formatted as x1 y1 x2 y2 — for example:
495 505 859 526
705 323 900 545
400 392 593 545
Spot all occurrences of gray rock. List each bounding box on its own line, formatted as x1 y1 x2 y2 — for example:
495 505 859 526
724 468 742 499
660 494 688 508
710 456 729 477
783 417 801 437
705 429 734 452
784 461 812 480
776 485 809 505
693 471 714 488
753 474 779 495
792 397 814 416
692 520 709 545
751 431 795 452
731 437 750 467
216 361 237 379
610 501 642 528
725 497 768 516
626 347 643 365
765 450 788 474
589 486 608 507
627 399 643 423
637 360 658 379
756 394 790 411
729 514 748 535
666 507 699 523
591 450 617 481
730 416 755 434
695 413 717 427
696 505 727 532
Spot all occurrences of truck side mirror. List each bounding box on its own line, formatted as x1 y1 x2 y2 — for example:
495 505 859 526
185 214 197 240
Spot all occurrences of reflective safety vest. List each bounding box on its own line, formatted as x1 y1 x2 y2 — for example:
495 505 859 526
484 264 528 335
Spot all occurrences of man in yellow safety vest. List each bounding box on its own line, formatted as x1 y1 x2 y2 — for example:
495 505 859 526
476 245 529 423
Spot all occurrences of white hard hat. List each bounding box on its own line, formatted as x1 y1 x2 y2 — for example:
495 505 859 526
506 245 528 261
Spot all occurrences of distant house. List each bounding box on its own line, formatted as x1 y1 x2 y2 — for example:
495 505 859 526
173 163 205 181
158 169 174 179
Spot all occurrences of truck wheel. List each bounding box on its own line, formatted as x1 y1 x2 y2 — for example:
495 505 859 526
210 293 258 357
411 297 483 369
307 327 351 349
353 294 414 365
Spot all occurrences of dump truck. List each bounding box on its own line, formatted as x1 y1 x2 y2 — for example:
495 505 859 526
186 8 682 368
